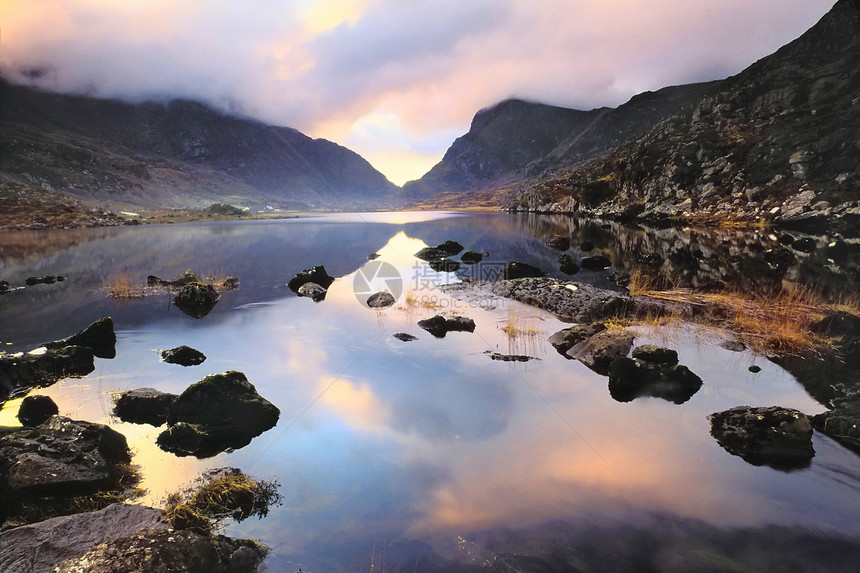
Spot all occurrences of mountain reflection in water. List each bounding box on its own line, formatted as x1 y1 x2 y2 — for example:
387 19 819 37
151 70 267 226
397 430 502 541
1 212 859 571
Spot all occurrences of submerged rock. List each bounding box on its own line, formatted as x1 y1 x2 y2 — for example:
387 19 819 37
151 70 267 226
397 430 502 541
489 353 537 362
501 261 546 279
708 406 814 470
17 395 59 427
580 255 612 271
0 503 166 573
50 529 268 573
429 259 461 273
25 276 58 286
570 329 635 374
160 345 206 366
460 250 484 264
366 291 396 308
608 357 702 404
393 332 418 342
287 265 335 293
297 281 327 302
44 317 117 359
546 236 570 251
813 400 860 452
414 247 448 261
173 282 220 318
417 315 476 338
558 253 580 275
1 346 95 403
157 371 280 458
113 388 178 427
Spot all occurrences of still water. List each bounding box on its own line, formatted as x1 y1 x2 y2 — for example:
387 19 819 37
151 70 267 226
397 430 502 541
2 212 860 571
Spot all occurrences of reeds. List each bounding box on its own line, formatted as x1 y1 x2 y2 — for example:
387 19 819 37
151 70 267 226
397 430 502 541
106 274 144 299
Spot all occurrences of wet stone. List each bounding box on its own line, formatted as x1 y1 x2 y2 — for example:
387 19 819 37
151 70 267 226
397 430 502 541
17 394 59 427
160 345 206 366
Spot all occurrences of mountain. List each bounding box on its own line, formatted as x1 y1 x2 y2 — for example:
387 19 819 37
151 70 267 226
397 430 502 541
0 80 399 211
415 0 860 234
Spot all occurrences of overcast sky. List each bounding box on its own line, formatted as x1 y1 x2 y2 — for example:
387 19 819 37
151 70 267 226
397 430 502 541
0 0 837 185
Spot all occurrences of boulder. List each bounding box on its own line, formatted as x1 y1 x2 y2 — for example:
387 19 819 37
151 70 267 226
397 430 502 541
50 529 268 573
160 345 206 366
414 247 447 261
1 346 95 403
460 250 484 264
490 278 633 323
393 333 418 342
173 283 220 318
157 371 279 458
17 395 59 427
708 406 814 470
113 388 178 427
436 240 464 256
429 258 461 273
501 261 546 280
813 400 860 452
0 503 166 573
580 255 612 271
546 236 570 251
630 345 678 365
0 416 131 501
44 317 117 359
569 329 635 374
548 323 606 357
287 265 335 293
417 315 476 338
608 357 702 404
366 291 396 308
297 282 327 302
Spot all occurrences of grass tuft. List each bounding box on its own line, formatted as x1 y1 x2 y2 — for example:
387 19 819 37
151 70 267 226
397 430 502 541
106 274 144 299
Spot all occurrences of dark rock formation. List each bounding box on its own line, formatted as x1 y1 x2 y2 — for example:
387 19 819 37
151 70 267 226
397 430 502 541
708 406 815 470
113 388 178 427
490 278 633 323
160 345 206 366
17 395 59 427
0 503 167 573
287 265 335 293
414 247 447 261
558 253 580 275
548 322 606 357
0 416 132 506
436 240 464 255
546 236 570 251
580 255 612 271
173 283 220 318
1 346 95 403
813 400 860 452
608 357 703 404
366 291 396 308
147 269 201 288
50 528 268 573
460 250 484 264
489 353 537 362
569 329 635 374
417 315 476 338
429 259 461 273
25 276 58 286
393 333 418 342
630 344 679 365
297 282 327 302
501 261 546 279
44 317 117 359
157 371 279 457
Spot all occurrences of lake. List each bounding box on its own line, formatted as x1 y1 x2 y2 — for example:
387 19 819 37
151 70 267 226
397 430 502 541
2 211 860 571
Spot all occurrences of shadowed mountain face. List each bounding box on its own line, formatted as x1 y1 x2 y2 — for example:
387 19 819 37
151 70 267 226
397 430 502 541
408 1 859 234
0 80 399 211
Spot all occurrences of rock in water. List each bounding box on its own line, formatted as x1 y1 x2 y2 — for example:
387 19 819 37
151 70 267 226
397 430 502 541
460 250 484 264
393 333 418 342
429 259 461 273
436 240 464 255
113 388 178 426
708 406 814 470
366 291 396 308
17 394 59 427
545 236 570 251
1 345 95 402
417 315 476 338
608 357 702 404
813 400 860 452
157 371 280 457
44 317 117 359
501 261 546 279
160 345 206 366
287 265 335 293
173 283 220 318
570 329 635 374
297 281 327 302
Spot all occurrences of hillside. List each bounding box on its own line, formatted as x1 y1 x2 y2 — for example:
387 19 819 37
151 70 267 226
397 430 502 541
0 80 399 212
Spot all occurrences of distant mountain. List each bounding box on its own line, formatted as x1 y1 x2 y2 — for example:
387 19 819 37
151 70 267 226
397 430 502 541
414 0 859 234
0 80 398 211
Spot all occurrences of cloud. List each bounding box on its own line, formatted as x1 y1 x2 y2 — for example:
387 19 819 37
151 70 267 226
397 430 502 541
0 0 837 184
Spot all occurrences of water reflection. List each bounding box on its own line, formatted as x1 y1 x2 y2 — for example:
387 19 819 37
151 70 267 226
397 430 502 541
2 214 860 571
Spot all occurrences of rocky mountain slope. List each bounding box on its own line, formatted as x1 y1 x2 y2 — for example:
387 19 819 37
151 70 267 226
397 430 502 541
0 80 398 211
415 0 859 235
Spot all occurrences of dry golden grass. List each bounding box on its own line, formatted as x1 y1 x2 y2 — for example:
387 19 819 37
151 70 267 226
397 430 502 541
106 274 144 299
499 307 544 340
626 270 860 356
